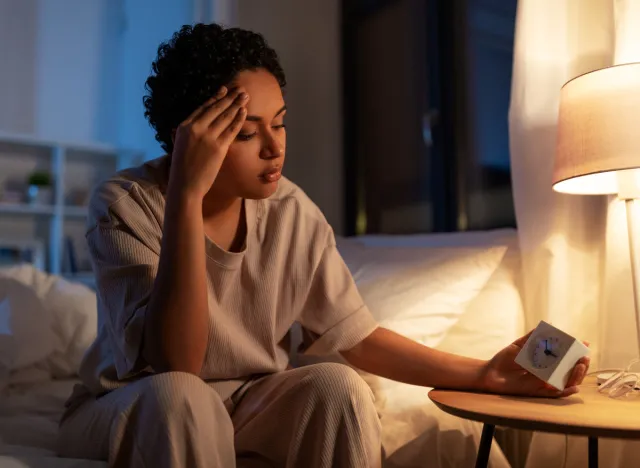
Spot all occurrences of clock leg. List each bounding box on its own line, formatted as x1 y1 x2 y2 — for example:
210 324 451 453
588 437 598 468
475 423 495 468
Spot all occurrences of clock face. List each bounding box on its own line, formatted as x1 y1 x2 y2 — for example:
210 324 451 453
514 320 588 390
531 336 564 369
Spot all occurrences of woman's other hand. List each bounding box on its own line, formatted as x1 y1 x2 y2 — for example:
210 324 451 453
481 331 590 398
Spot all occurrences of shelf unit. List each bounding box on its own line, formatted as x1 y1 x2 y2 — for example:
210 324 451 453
0 131 145 285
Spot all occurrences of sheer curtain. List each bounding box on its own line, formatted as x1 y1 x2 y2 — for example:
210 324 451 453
509 0 640 466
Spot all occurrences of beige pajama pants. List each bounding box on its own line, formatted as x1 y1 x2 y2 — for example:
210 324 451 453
57 363 382 468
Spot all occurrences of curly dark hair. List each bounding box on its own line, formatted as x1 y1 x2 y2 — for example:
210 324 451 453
143 23 286 154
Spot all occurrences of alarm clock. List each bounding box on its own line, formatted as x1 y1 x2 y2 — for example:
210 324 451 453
514 320 590 391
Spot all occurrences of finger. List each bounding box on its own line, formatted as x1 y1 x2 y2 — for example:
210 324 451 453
579 355 591 369
189 86 229 122
533 386 564 398
209 92 250 138
512 330 534 348
184 87 228 123
576 356 590 379
218 107 247 144
536 383 578 398
583 340 590 347
196 88 246 128
566 358 590 387
560 386 579 397
565 365 582 388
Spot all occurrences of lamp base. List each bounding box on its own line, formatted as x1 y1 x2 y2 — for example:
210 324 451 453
624 199 640 357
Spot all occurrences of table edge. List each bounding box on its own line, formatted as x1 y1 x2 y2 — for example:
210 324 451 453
429 397 640 440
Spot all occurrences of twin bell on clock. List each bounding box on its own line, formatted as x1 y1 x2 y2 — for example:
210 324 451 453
515 320 590 391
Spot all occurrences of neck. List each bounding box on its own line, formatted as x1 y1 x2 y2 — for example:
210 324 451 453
201 190 247 253
202 190 243 221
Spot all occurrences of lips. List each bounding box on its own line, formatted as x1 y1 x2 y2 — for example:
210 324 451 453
259 166 282 183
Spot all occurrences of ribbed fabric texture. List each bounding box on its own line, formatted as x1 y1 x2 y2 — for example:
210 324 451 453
58 365 381 467
58 156 381 466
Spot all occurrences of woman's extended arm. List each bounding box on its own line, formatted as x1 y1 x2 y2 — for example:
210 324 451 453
341 328 486 390
341 327 590 398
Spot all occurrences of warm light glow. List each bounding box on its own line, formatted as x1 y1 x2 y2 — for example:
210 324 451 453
552 171 619 195
553 63 640 197
553 168 640 197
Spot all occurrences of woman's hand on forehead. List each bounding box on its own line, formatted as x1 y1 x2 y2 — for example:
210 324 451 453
168 86 250 199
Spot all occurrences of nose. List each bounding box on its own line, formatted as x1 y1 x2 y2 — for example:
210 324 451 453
260 132 284 160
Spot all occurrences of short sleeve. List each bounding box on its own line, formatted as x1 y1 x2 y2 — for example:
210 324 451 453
86 190 161 379
298 233 379 356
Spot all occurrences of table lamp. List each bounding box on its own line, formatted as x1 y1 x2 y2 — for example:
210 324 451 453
553 62 640 356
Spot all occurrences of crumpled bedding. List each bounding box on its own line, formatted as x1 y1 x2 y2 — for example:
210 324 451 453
377 383 511 468
0 373 106 467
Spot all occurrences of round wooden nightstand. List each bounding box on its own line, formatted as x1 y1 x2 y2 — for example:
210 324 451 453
428 376 640 468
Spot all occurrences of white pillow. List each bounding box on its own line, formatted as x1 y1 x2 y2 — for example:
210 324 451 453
0 264 58 298
353 228 517 249
0 277 56 371
435 243 525 360
337 238 508 348
44 278 97 377
0 264 97 377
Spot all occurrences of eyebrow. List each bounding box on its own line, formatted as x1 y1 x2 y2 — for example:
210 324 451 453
246 105 287 122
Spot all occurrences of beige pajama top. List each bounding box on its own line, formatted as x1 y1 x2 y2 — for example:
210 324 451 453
66 155 378 409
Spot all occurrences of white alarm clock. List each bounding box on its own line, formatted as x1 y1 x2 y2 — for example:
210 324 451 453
514 320 590 391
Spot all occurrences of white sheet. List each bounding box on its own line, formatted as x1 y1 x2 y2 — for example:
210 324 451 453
331 229 524 467
366 254 523 468
380 386 510 468
0 456 105 468
0 378 106 468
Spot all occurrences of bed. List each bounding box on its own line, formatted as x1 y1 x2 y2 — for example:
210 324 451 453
0 228 526 467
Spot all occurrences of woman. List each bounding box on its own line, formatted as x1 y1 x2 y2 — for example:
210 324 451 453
57 23 589 468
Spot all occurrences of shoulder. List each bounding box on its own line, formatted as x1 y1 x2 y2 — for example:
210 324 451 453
87 156 169 229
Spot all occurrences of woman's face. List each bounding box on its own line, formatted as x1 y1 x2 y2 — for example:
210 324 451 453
212 68 286 200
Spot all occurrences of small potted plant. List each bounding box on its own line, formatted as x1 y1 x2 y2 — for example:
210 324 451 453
26 171 53 205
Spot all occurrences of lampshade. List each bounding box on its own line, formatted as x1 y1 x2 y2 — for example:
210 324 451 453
553 62 640 196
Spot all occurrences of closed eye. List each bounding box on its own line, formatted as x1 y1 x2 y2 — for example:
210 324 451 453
236 132 257 141
236 125 285 142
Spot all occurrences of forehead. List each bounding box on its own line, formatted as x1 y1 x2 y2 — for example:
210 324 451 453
232 69 284 114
